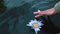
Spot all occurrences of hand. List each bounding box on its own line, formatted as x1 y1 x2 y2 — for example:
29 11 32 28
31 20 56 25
33 8 56 18
33 10 44 18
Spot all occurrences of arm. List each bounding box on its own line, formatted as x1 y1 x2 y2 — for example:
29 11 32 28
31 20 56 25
33 1 60 18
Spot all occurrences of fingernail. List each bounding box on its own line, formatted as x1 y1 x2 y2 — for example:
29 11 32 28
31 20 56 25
38 10 40 12
35 16 37 18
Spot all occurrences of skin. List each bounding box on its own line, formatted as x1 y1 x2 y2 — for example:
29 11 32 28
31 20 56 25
33 8 56 18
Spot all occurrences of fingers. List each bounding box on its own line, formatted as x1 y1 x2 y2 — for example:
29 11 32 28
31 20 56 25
35 15 40 18
33 10 43 18
33 10 41 15
33 12 39 15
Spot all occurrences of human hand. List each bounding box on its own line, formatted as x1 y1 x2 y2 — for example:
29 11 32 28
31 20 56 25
33 8 56 18
33 10 44 18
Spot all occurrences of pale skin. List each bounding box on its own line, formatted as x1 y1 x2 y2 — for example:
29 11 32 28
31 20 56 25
33 8 56 18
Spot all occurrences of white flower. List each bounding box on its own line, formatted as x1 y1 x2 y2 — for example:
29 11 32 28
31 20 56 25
27 19 43 34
